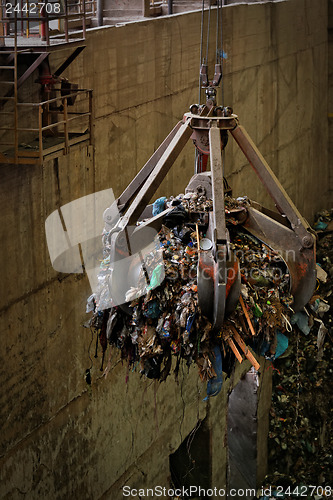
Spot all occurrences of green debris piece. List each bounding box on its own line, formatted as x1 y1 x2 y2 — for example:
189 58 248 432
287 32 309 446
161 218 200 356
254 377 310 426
147 263 165 291
253 275 271 287
253 303 263 317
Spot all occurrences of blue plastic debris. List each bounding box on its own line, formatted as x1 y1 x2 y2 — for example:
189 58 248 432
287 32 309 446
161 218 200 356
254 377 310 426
291 311 311 335
143 300 161 319
218 49 228 60
185 313 196 333
313 220 328 231
152 197 166 216
275 331 289 359
204 345 223 401
259 331 288 360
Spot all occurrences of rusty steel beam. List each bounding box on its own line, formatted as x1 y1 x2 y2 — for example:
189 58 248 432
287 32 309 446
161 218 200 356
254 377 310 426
118 121 184 212
230 123 316 311
120 118 193 229
230 125 314 250
54 46 86 77
210 124 227 244
209 125 227 331
17 52 49 88
103 121 185 229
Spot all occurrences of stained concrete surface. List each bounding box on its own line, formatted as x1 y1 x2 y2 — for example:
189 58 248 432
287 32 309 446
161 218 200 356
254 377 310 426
0 1 330 498
329 0 333 204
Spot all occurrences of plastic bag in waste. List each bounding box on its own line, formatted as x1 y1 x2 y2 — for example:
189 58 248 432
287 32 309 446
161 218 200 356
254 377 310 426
152 197 166 216
163 204 188 228
290 311 311 335
143 300 161 318
147 263 164 290
204 345 223 400
275 331 289 359
86 294 96 313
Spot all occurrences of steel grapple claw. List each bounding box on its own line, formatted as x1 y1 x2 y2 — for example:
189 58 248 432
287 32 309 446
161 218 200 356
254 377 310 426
104 104 315 325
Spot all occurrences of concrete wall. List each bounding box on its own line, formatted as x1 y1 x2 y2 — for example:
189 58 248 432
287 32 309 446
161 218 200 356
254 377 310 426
47 0 329 219
0 1 329 499
224 0 329 218
329 0 333 201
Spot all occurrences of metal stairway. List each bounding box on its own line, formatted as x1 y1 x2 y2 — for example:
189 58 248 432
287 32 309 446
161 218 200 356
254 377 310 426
0 3 93 165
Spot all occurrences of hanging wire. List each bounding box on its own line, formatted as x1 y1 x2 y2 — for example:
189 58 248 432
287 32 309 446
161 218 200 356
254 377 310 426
205 0 212 65
198 0 225 103
220 0 224 103
220 0 224 64
216 0 219 63
197 0 226 173
199 0 205 104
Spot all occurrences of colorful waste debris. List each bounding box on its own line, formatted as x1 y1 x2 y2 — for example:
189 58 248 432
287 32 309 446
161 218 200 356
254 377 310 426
261 207 333 491
86 191 300 399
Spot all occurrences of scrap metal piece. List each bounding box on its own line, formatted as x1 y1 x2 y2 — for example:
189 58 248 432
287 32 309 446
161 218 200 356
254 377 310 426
186 171 213 199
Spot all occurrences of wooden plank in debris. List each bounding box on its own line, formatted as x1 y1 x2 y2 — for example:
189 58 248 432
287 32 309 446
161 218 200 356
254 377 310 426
239 295 256 336
232 328 260 371
226 337 243 364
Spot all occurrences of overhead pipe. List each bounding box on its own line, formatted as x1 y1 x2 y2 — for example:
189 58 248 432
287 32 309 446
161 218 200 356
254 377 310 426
40 3 49 42
97 0 103 26
143 0 150 17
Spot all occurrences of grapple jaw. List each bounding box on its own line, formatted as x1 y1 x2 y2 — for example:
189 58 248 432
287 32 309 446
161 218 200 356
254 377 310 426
242 204 316 312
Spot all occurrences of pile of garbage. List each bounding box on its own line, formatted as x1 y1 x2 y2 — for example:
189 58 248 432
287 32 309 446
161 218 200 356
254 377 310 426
86 191 296 397
262 209 333 491
85 198 332 483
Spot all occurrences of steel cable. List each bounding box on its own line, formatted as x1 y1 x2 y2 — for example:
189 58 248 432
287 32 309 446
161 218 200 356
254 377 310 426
220 0 224 103
199 0 205 103
205 0 211 65
216 0 219 63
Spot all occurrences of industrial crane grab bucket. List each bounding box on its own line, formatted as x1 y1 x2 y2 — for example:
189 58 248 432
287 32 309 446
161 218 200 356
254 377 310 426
103 99 316 333
85 0 317 391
